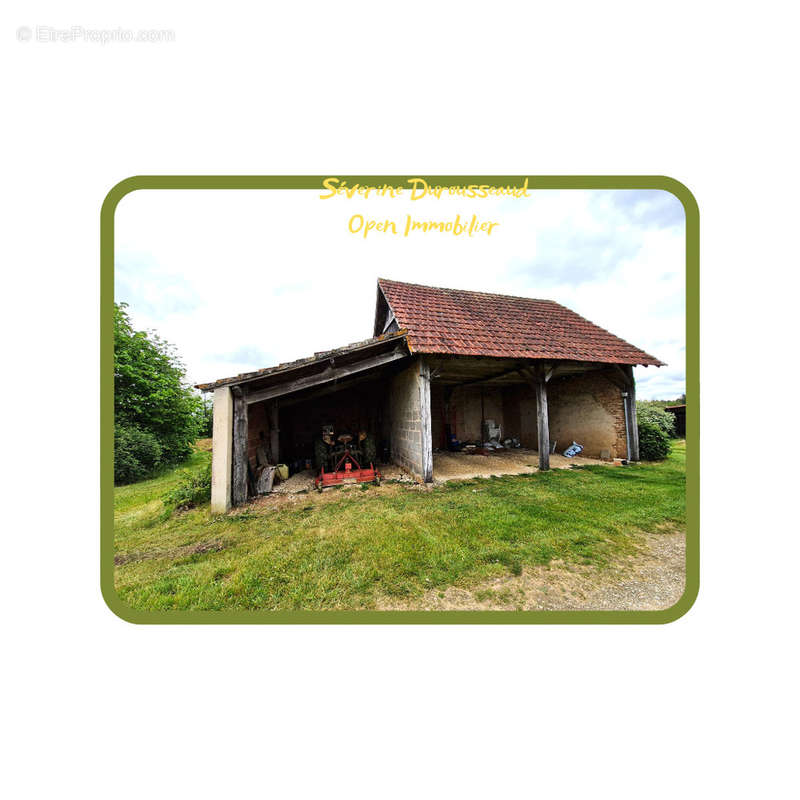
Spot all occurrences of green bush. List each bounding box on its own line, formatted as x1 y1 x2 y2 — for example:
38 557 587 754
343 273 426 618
114 302 203 482
638 420 671 461
636 402 676 438
198 396 214 438
114 424 163 484
162 464 212 511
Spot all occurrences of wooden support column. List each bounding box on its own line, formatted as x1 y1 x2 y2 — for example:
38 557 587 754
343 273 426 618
534 367 550 471
419 360 433 482
269 402 279 465
443 385 453 445
623 365 640 462
231 387 249 507
519 364 553 470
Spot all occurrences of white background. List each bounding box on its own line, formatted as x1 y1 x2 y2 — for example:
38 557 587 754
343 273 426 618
2 2 798 799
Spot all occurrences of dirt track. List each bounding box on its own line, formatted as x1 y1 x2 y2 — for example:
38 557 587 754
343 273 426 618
379 529 686 612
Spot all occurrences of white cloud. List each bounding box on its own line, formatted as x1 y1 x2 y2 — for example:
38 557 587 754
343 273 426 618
115 187 685 400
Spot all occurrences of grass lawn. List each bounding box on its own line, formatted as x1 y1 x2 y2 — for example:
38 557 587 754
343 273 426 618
113 441 686 611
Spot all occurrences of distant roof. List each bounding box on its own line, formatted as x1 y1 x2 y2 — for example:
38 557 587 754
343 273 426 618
664 404 686 411
195 329 408 391
376 278 664 366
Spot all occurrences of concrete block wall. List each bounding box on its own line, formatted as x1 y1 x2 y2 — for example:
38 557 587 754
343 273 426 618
389 359 426 477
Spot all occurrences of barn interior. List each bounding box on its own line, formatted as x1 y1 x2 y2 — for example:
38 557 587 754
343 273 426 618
200 331 638 509
427 355 631 458
246 368 398 475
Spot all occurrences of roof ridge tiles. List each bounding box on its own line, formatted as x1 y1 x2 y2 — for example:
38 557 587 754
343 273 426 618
377 278 664 367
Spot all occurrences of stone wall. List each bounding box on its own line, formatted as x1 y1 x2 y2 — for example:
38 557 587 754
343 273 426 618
545 368 628 458
430 366 630 458
431 385 506 445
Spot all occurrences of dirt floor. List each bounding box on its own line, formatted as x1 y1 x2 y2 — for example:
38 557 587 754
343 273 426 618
267 449 612 495
270 469 317 494
267 465 416 495
431 447 612 481
378 528 685 612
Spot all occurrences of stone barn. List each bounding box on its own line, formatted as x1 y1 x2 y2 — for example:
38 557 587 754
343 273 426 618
197 279 664 512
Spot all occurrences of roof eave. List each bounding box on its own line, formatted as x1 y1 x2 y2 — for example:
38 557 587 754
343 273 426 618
195 329 409 392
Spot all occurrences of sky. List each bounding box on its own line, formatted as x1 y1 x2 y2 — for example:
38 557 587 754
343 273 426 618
115 186 686 401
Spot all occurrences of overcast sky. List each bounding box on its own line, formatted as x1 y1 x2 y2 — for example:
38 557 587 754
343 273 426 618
115 187 685 401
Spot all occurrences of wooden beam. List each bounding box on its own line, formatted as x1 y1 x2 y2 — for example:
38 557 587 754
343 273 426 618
200 333 408 392
623 365 640 461
607 364 640 461
534 366 550 471
459 363 528 387
419 360 433 482
381 308 396 334
443 385 453 440
278 368 389 408
245 348 408 405
606 364 632 391
518 365 552 469
231 387 249 506
269 402 279 464
519 363 554 386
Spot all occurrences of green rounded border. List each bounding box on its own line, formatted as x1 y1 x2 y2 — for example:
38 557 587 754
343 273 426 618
101 175 699 625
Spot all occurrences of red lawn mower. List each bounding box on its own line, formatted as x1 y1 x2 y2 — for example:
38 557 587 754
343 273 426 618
314 428 381 490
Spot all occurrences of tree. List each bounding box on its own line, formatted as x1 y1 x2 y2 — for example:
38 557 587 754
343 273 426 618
114 303 202 482
198 395 214 438
636 401 676 438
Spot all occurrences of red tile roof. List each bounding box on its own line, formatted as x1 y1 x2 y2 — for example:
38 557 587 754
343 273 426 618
377 279 664 366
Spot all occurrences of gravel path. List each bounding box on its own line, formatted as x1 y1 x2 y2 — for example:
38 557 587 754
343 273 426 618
575 531 686 611
380 529 686 612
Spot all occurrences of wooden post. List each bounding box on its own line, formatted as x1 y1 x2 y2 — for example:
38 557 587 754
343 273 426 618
443 385 453 447
419 360 433 482
624 365 640 462
518 364 553 470
535 366 550 471
269 402 280 464
232 387 249 506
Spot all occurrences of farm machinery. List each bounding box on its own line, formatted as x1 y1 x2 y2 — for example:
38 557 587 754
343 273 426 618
313 425 381 489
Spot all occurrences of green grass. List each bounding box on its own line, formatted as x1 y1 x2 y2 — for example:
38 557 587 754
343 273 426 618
114 448 211 524
113 442 686 611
